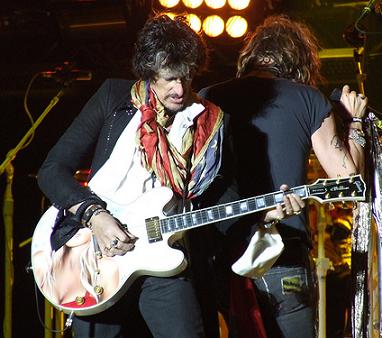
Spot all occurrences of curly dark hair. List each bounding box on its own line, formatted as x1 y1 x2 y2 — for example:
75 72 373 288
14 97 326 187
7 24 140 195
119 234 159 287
132 13 207 81
237 15 323 87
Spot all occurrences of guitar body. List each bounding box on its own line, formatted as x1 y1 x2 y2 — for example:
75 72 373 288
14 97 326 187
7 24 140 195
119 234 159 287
31 187 187 316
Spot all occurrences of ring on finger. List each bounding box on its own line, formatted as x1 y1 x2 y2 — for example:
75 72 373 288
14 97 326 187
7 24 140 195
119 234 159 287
294 210 302 215
110 239 119 249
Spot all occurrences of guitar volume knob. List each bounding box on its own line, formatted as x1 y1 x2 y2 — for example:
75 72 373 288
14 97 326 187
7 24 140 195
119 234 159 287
75 296 85 305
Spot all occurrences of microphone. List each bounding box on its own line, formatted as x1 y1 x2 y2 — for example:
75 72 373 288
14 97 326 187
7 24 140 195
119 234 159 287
330 88 382 119
359 0 382 21
41 63 92 82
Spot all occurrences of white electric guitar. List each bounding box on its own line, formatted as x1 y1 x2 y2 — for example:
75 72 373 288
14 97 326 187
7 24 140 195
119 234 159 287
31 175 366 316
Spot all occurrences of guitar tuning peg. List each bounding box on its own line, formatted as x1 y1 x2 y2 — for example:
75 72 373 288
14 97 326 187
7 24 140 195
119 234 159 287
349 176 354 183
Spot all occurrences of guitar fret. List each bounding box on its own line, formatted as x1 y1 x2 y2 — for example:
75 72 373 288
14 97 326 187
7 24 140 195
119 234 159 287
231 201 243 215
225 205 233 216
167 217 176 231
247 199 256 211
265 194 276 207
274 192 284 204
293 187 307 198
207 209 215 221
255 196 265 208
183 214 192 228
175 217 183 229
239 201 249 212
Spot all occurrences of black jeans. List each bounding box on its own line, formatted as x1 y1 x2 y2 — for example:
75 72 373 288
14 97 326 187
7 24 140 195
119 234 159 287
72 276 206 338
252 238 316 338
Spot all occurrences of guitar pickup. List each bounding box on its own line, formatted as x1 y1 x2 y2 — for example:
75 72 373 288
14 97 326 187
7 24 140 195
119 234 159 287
145 216 163 243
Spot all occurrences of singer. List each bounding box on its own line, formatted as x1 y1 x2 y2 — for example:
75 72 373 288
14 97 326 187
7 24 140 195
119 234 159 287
199 14 367 338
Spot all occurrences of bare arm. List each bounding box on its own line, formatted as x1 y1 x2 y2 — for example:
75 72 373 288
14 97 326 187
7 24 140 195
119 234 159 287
311 85 367 178
263 85 367 223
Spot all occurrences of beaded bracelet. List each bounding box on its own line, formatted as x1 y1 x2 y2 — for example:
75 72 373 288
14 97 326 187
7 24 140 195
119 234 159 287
87 209 110 230
74 195 107 223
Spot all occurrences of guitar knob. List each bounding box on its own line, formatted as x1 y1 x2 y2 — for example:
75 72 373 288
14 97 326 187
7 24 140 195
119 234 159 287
94 285 104 295
75 296 85 305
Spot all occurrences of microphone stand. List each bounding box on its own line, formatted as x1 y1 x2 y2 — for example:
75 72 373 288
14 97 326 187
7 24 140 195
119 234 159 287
315 202 332 338
1 87 66 338
346 16 382 337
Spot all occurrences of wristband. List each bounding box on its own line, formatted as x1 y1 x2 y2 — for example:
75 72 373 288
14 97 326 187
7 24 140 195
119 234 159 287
349 117 363 123
81 204 104 227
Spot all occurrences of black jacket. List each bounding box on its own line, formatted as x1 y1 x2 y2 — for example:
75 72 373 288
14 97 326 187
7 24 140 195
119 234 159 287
37 79 137 209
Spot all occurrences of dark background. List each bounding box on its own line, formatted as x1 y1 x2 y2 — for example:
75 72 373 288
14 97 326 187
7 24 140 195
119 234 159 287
1 1 382 337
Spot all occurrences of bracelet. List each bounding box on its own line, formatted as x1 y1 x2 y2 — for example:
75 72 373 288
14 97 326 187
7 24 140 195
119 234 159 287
348 128 366 148
81 204 104 227
263 219 280 229
74 195 107 223
348 117 363 123
88 209 110 230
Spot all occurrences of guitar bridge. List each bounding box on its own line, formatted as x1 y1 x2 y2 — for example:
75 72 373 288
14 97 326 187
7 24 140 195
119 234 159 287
145 216 163 243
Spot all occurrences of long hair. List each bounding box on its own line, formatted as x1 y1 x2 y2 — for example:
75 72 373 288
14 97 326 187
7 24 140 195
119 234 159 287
132 13 207 81
237 15 323 87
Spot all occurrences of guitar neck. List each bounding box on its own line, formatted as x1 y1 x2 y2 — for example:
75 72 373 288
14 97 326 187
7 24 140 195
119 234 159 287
159 185 308 234
144 175 365 243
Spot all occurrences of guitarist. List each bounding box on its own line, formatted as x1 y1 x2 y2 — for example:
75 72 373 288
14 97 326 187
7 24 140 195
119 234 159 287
199 15 368 338
35 13 302 338
37 13 224 338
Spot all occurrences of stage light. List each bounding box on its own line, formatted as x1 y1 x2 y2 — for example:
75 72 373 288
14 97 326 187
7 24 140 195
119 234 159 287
159 0 181 8
226 15 247 38
186 13 202 32
182 0 203 9
205 0 226 9
227 0 250 10
203 15 225 37
155 0 253 39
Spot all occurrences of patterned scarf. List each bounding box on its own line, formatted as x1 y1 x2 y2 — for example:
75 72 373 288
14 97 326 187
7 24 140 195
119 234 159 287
131 80 224 198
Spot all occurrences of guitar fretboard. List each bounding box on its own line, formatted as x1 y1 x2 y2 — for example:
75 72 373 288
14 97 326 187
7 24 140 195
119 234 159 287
159 186 308 234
